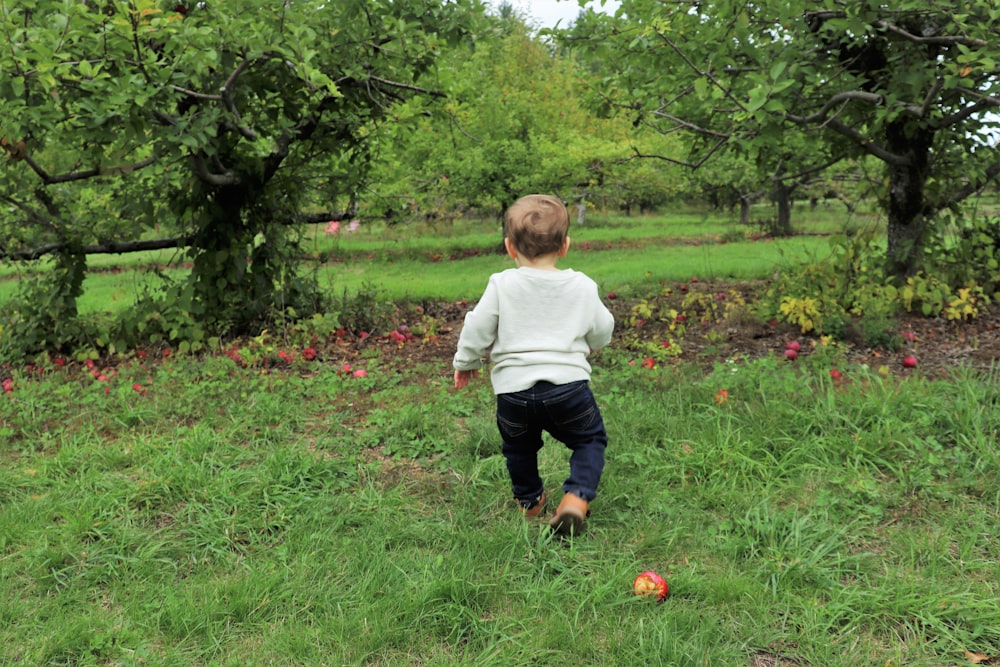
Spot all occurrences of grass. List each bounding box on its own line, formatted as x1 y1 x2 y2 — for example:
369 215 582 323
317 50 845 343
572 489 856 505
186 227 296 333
2 349 998 665
1 206 862 311
2 203 999 665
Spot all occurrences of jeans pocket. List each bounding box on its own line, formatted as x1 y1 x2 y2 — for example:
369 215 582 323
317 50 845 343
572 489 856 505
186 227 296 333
552 404 597 433
497 394 530 440
497 414 530 440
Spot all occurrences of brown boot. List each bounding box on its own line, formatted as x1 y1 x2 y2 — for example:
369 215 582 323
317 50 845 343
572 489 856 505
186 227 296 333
521 491 547 519
548 492 589 536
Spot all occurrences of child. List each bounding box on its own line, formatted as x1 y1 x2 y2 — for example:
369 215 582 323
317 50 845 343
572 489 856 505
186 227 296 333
453 194 615 535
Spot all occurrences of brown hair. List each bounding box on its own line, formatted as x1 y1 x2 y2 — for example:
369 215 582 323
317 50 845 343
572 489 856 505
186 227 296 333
503 195 569 260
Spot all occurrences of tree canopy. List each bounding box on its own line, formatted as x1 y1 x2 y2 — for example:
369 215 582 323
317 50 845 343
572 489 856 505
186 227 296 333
1 0 480 343
570 0 1000 277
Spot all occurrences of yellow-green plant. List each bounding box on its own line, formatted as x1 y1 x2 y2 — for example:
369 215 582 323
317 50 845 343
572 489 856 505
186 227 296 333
900 273 985 320
778 296 823 333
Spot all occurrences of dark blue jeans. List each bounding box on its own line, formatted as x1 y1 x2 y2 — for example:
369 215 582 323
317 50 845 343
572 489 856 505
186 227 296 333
496 380 607 505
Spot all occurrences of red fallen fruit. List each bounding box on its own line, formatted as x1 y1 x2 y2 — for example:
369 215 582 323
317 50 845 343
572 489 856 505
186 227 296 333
607 292 618 300
785 340 801 352
633 571 669 603
829 369 842 380
902 355 918 368
784 348 798 360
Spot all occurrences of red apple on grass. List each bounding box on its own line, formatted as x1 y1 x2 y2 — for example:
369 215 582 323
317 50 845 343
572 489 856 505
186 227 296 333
784 348 798 360
902 355 918 368
633 571 669 603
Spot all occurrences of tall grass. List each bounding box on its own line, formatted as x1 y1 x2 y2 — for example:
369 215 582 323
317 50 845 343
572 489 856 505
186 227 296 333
2 345 998 665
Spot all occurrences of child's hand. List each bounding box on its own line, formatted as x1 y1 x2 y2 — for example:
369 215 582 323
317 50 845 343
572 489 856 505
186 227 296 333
454 369 477 389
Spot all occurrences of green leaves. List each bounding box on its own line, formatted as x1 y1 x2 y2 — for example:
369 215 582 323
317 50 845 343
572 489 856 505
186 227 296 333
1 0 483 349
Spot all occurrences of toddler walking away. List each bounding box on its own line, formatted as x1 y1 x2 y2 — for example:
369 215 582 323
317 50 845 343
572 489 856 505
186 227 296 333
452 194 615 536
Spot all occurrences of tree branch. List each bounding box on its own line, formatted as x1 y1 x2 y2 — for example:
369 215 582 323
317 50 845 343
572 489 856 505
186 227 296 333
191 152 239 186
938 159 1000 212
652 31 748 114
0 235 195 262
647 110 732 140
624 137 729 170
936 96 1000 129
23 154 158 184
822 117 911 166
0 210 356 262
873 19 988 48
785 91 884 124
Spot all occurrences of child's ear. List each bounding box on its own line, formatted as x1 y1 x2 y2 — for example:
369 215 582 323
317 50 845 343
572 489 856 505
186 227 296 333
504 237 519 260
558 236 571 257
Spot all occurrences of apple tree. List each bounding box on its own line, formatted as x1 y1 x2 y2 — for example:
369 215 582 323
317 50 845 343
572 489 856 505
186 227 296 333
368 12 649 226
0 0 481 354
571 0 1000 279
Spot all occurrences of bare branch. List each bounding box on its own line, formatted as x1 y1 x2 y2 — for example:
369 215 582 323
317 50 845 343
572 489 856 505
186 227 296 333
938 158 1000 212
191 153 239 186
22 154 158 184
785 91 884 124
624 137 729 170
648 110 732 139
873 19 988 48
937 97 1000 128
824 118 910 167
367 74 442 97
0 210 356 262
772 152 850 185
0 235 196 262
169 84 222 101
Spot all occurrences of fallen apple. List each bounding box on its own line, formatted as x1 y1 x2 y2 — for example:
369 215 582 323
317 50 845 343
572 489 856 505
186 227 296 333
785 340 801 352
902 355 918 368
633 571 669 603
784 348 798 360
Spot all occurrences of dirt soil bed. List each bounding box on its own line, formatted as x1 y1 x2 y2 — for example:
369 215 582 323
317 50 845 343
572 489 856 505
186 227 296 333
354 280 1000 381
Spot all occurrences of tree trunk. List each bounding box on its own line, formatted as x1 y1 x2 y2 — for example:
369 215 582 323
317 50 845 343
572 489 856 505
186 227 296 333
884 121 934 279
769 182 794 236
739 196 751 226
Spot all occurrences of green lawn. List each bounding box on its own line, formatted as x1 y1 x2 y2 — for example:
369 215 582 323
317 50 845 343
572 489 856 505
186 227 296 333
3 205 998 665
1 346 997 665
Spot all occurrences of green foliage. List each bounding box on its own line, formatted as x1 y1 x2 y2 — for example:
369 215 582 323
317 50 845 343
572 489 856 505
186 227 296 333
1 0 480 340
583 0 1000 276
370 19 665 221
759 226 993 345
921 213 1000 298
331 281 398 335
0 253 92 362
759 231 892 336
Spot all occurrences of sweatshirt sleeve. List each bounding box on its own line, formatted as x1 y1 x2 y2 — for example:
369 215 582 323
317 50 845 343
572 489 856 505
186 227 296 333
585 296 615 352
452 277 499 371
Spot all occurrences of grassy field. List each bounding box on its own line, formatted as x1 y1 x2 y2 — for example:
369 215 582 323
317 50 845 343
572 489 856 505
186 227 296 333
0 206 875 310
3 205 999 666
2 346 997 665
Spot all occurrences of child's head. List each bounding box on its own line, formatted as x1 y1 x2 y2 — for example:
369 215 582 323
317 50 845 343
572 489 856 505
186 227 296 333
504 195 570 260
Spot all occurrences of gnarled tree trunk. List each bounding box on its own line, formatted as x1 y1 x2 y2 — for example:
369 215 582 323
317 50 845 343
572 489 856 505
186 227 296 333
884 120 935 279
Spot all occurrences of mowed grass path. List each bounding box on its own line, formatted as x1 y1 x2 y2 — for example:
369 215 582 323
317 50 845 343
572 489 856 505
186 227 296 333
0 207 864 310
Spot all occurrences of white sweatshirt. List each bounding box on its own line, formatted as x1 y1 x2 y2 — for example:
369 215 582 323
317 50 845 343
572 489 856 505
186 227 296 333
453 267 615 394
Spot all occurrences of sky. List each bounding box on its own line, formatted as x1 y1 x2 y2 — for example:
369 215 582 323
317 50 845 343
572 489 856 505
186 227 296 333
488 0 622 29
